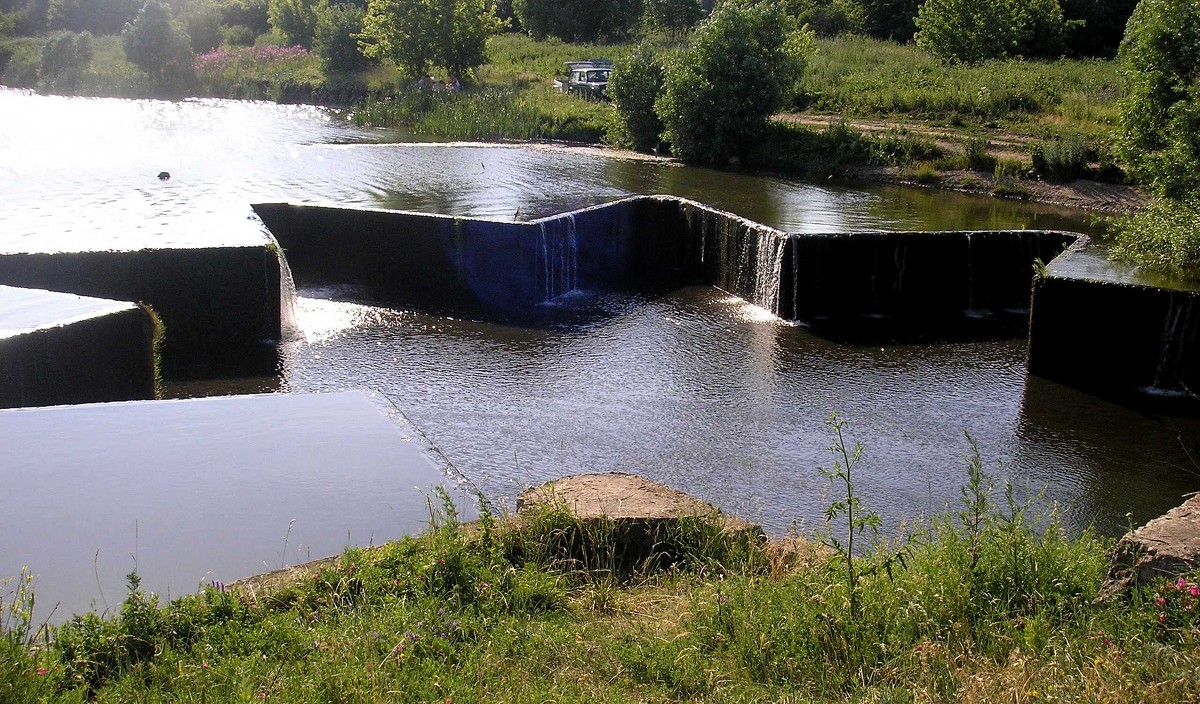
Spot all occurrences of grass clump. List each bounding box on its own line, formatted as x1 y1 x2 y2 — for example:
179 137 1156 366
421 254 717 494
1109 196 1200 280
6 427 1200 702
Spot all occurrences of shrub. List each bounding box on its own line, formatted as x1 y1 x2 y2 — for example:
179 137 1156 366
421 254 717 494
267 0 319 49
220 22 254 44
1031 133 1087 181
182 0 222 53
914 0 1069 63
607 41 666 152
360 0 503 77
782 0 864 38
657 1 815 166
314 2 371 72
1116 0 1200 200
964 136 997 171
1109 196 1200 278
122 0 194 94
38 28 91 91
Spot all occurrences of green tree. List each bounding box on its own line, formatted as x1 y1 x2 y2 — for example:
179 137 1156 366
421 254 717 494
513 0 640 42
655 0 814 165
38 29 91 90
182 0 222 52
914 0 1068 63
360 0 502 78
268 0 320 47
123 0 194 93
215 0 270 36
1116 0 1200 198
314 1 372 72
641 0 702 39
608 41 666 152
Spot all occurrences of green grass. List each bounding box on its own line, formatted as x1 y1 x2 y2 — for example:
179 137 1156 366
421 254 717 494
6 439 1200 703
798 35 1123 139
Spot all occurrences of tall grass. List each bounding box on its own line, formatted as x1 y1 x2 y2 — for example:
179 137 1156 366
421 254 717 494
798 35 1122 136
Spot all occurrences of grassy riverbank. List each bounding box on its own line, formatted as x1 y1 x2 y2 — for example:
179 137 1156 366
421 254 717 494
5 454 1200 702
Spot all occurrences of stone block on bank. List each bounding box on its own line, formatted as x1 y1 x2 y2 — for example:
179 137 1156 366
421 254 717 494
0 285 156 408
1100 493 1200 599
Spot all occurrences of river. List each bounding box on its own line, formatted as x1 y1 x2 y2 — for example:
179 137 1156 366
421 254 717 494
2 88 1198 541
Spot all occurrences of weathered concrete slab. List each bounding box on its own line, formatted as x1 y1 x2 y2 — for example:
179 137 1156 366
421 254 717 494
0 285 155 408
0 245 282 378
1101 493 1200 598
0 390 464 621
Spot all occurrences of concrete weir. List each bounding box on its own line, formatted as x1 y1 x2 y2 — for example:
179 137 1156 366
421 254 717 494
254 197 1077 326
0 244 283 378
0 285 156 408
0 390 464 621
255 195 1197 410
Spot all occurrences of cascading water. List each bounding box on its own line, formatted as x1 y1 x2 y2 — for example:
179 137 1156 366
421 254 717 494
752 230 788 315
1152 293 1196 396
538 214 579 302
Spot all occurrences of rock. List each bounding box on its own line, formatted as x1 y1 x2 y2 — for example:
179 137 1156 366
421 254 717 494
515 472 763 570
1099 493 1200 600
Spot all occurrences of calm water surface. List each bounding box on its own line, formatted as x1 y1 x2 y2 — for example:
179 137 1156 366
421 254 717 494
2 89 1197 539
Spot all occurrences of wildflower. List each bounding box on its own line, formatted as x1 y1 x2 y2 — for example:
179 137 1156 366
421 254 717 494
35 667 48 676
1155 595 1166 607
1190 585 1199 597
1177 577 1188 590
1159 612 1166 623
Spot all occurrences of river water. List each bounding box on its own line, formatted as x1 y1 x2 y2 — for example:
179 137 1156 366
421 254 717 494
3 89 1198 538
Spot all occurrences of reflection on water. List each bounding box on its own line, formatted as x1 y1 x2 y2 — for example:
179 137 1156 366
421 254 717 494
2 90 1193 541
285 287 1200 537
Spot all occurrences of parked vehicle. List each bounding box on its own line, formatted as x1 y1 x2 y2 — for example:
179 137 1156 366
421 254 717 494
553 60 613 101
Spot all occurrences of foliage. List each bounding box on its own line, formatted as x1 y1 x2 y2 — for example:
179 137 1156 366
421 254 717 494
781 0 863 38
1109 196 1200 278
122 0 194 94
38 28 90 90
640 0 701 40
353 86 611 141
818 414 879 619
796 35 1122 133
360 0 503 77
267 0 320 48
1031 133 1088 181
220 21 253 43
607 40 665 152
181 0 222 52
914 0 1070 63
214 0 270 35
858 0 919 42
314 1 371 72
1116 0 1200 200
512 0 640 42
45 0 139 35
656 1 815 166
193 42 319 97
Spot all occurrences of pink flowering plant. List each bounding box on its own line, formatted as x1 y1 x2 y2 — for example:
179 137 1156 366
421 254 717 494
1150 573 1200 634
192 45 320 97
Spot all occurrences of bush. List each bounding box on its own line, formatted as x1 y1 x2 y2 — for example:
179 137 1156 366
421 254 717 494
1109 196 1200 278
314 2 371 72
122 0 194 94
182 0 222 53
1116 0 1200 200
267 0 319 49
915 0 1069 63
656 1 815 166
782 0 864 38
220 22 254 44
361 0 503 78
607 41 666 152
38 28 91 91
1031 133 1087 181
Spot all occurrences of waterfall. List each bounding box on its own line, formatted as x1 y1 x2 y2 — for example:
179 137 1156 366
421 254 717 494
965 233 975 312
752 229 787 315
539 214 579 302
1152 294 1194 393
